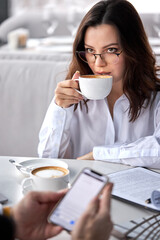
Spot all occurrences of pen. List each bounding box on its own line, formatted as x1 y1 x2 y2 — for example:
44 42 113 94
145 198 151 204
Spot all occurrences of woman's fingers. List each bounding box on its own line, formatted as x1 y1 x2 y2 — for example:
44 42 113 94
58 79 79 89
56 98 80 108
56 93 81 101
55 82 82 99
55 87 83 108
72 70 80 80
99 183 113 215
55 71 82 108
55 79 83 108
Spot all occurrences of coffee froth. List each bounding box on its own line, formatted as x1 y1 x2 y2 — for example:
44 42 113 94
32 166 68 178
81 75 111 78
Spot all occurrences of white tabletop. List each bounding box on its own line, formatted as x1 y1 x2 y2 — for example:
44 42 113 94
0 156 157 240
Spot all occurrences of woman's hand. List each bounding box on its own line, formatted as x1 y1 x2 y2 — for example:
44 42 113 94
55 71 83 108
77 151 94 160
72 183 113 240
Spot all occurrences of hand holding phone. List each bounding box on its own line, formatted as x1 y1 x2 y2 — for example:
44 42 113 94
48 168 108 231
72 182 113 240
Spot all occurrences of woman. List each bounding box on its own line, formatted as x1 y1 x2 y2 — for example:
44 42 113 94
38 0 160 167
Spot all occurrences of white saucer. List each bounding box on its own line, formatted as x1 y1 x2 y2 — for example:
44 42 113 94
16 159 68 176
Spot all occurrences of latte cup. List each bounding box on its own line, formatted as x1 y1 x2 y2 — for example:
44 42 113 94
75 75 113 100
7 28 29 49
22 166 70 193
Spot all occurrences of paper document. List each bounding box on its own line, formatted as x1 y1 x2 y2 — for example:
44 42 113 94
109 167 160 211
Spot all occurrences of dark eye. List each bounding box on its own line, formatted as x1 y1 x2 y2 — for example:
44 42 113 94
85 48 94 54
107 48 118 54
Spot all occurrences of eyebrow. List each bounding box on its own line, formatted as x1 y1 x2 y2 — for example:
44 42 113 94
84 43 119 48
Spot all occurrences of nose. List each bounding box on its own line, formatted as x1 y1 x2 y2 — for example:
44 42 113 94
94 55 106 67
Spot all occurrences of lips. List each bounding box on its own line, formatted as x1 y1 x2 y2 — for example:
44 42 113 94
96 72 111 76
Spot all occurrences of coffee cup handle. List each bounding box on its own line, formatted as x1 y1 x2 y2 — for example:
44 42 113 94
63 179 71 189
73 79 83 95
21 177 33 191
67 182 71 188
63 175 71 188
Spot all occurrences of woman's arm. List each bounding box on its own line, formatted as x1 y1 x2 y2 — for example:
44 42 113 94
38 71 82 158
38 98 74 158
80 99 160 168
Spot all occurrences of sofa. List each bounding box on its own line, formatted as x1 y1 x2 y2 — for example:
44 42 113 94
0 53 70 157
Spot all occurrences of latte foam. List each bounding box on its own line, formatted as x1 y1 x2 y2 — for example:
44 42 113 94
32 166 68 178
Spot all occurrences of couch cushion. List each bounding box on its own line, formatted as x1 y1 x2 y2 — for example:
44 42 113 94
0 57 69 157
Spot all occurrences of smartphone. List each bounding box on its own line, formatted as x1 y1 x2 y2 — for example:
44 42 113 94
0 193 8 204
48 167 108 231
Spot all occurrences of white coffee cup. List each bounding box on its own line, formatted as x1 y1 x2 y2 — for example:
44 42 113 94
7 28 29 49
75 75 113 100
22 166 70 193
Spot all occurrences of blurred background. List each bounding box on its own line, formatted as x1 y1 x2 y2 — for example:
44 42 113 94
0 0 160 41
0 0 160 158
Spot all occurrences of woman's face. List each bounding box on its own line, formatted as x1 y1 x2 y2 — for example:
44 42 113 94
84 24 126 87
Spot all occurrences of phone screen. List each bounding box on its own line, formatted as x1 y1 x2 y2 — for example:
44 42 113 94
48 168 108 231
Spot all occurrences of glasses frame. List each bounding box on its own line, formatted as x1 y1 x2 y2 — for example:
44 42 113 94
76 50 123 64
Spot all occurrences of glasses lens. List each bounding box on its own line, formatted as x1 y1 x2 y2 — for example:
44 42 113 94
77 51 121 64
104 53 119 64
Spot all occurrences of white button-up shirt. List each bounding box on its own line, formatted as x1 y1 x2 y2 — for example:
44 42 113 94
38 93 160 168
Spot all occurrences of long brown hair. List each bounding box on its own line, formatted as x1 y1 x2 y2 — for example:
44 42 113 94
66 0 160 121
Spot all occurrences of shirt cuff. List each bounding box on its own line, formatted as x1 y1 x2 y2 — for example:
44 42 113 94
93 144 160 167
94 145 160 159
93 145 122 162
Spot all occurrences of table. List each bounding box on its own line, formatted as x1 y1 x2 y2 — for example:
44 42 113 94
0 156 157 239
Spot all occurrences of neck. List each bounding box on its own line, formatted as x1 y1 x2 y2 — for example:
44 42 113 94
107 80 123 119
109 80 123 99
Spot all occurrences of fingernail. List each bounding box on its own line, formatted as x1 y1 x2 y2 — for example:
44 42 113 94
75 70 80 74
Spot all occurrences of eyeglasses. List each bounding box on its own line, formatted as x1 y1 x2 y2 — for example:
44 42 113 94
76 49 122 65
